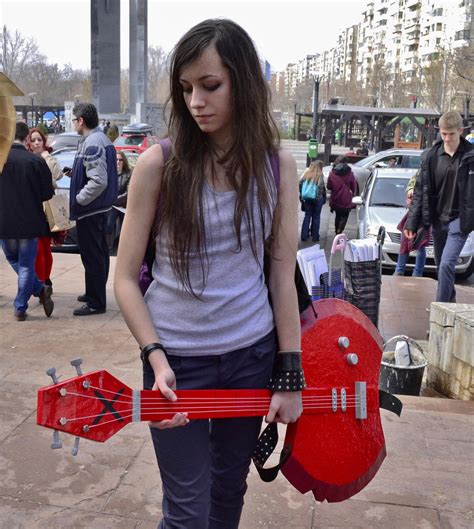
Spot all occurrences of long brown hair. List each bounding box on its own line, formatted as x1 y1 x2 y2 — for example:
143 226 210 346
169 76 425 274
158 19 280 296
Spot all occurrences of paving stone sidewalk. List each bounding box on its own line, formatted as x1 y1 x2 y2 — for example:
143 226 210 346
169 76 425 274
0 254 473 529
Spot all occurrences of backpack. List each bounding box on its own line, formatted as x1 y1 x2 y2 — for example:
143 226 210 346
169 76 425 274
140 140 311 314
301 179 318 201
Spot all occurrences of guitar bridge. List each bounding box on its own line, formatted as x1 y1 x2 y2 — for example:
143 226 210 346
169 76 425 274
355 381 367 420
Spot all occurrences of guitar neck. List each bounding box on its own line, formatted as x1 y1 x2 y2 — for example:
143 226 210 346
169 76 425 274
139 386 369 422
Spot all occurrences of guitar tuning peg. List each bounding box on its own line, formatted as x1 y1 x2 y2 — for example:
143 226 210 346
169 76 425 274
51 430 62 450
70 357 83 376
71 437 80 456
46 367 59 385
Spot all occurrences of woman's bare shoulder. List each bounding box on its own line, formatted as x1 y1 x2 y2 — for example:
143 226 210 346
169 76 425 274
134 143 166 173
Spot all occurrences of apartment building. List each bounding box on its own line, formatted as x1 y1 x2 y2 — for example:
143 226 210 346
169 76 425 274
278 0 472 95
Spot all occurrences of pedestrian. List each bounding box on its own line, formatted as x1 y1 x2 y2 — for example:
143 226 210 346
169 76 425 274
69 103 118 315
103 120 111 135
114 19 303 529
0 122 55 321
106 151 132 252
404 111 474 302
300 160 326 242
394 171 429 277
327 156 357 234
28 127 63 290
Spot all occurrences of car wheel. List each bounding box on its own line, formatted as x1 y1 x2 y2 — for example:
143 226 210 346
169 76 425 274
455 257 474 281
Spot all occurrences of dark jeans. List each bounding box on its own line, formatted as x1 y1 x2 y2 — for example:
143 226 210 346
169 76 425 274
1 238 44 313
143 330 276 529
301 198 324 241
333 206 351 234
432 217 468 302
105 207 122 235
76 213 109 310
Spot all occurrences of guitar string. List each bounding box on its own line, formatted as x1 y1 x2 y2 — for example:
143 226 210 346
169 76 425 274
64 391 360 409
60 402 362 424
71 387 362 403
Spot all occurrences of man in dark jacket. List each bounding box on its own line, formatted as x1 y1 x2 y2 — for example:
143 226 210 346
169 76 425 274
69 103 118 315
0 122 55 320
404 111 474 302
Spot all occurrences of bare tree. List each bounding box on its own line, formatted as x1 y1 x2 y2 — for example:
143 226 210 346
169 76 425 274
148 45 169 104
1 25 44 82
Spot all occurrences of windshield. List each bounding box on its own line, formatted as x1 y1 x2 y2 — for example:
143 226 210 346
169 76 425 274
114 136 144 147
369 178 408 207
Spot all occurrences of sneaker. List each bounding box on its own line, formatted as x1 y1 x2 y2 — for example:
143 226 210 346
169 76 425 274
39 286 54 317
77 294 91 303
73 304 106 316
14 311 27 321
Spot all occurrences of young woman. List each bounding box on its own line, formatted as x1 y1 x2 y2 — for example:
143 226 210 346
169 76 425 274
327 155 357 235
300 160 326 242
106 151 132 252
114 19 303 529
28 127 62 288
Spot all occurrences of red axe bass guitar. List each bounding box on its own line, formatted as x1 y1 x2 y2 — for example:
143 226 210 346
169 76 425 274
37 298 402 503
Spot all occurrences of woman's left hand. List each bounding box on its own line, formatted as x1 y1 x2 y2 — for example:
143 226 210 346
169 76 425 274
41 151 49 159
266 391 303 424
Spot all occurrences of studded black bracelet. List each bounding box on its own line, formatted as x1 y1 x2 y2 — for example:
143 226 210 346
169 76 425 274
268 352 305 392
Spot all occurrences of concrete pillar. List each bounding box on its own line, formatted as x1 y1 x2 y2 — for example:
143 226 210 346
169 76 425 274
91 0 121 113
129 0 148 114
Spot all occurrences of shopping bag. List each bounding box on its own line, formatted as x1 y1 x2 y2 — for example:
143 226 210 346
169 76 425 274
44 194 75 232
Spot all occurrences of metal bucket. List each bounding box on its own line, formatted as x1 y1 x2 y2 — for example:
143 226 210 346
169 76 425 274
379 336 427 396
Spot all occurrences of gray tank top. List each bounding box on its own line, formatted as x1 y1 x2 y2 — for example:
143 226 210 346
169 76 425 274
144 167 277 356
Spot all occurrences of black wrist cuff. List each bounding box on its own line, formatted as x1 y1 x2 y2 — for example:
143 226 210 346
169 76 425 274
267 352 305 391
275 352 302 371
140 342 167 365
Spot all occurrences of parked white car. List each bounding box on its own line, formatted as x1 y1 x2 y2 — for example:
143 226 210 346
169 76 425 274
352 167 474 279
323 148 423 191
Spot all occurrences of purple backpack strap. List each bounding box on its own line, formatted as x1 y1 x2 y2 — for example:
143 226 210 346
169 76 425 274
269 151 280 189
159 138 172 162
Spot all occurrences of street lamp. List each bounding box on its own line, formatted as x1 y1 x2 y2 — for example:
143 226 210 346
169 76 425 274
27 92 37 126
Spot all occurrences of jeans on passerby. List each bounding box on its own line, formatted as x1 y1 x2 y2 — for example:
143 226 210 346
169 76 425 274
143 330 276 529
301 198 324 241
432 217 468 302
1 238 44 313
76 212 109 310
395 247 427 277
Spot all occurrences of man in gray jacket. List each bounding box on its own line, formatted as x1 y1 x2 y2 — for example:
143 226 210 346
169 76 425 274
69 103 118 315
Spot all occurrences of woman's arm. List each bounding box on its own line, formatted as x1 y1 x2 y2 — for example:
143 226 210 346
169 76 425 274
266 148 303 424
114 145 188 429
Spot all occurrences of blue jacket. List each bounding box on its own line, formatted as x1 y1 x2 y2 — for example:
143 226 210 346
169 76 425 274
69 128 118 220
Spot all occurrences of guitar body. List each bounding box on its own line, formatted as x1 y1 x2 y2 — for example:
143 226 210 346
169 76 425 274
282 298 385 502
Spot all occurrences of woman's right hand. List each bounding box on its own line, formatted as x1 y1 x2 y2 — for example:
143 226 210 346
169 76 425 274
149 365 189 430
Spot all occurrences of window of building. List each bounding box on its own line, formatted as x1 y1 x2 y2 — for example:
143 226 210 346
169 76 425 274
455 29 471 40
436 22 443 31
432 8 443 16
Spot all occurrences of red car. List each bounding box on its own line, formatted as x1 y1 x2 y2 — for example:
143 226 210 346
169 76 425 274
114 123 158 154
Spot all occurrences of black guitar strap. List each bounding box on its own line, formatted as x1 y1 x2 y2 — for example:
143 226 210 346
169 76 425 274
252 390 403 483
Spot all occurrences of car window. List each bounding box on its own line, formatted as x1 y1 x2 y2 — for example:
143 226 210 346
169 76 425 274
376 155 402 168
355 153 380 167
404 155 421 169
114 136 144 147
369 178 407 207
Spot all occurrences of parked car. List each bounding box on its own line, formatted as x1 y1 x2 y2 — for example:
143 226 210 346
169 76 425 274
352 167 474 279
114 123 158 155
323 148 423 191
50 132 82 152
